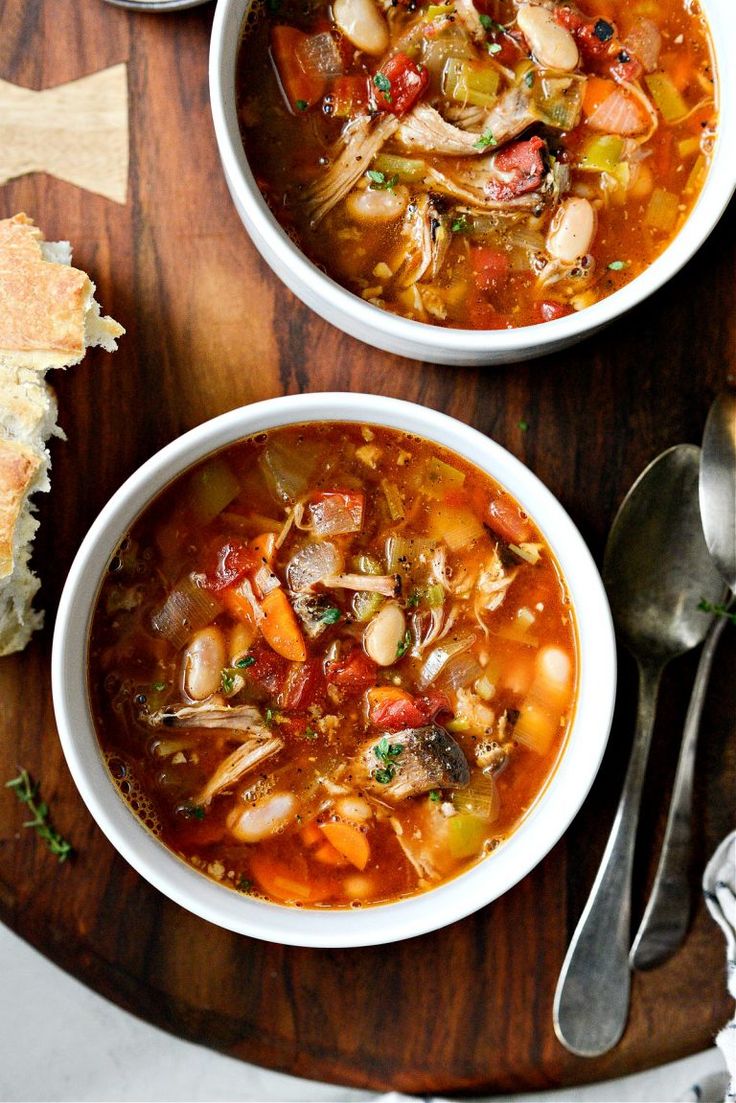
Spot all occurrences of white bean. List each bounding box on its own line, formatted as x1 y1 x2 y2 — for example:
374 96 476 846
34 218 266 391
228 792 297 843
182 626 226 701
363 602 407 666
517 4 579 72
332 0 389 55
335 796 373 822
546 197 597 263
345 184 409 224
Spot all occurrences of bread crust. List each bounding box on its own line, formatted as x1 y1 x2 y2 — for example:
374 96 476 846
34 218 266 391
0 212 124 370
0 213 123 655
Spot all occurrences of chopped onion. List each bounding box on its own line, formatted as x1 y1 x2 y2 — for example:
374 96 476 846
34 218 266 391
453 772 499 821
151 576 222 650
287 541 344 591
308 492 364 536
254 564 281 597
187 458 240 526
417 634 475 689
442 652 483 691
259 440 316 502
299 32 343 78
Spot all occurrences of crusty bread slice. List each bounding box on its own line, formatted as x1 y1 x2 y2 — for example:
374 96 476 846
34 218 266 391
0 213 124 656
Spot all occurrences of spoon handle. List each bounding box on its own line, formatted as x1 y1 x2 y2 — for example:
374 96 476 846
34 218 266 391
553 661 662 1057
629 615 728 970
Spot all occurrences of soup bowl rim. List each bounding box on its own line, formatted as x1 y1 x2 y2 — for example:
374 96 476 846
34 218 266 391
209 0 736 365
52 392 616 946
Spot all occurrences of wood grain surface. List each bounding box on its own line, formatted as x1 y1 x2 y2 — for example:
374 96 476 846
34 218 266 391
0 0 734 1094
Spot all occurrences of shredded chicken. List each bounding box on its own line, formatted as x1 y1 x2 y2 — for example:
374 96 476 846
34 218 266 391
322 573 401 596
397 84 539 158
143 703 270 736
304 114 400 224
355 724 470 802
395 194 451 288
454 688 496 735
197 737 284 806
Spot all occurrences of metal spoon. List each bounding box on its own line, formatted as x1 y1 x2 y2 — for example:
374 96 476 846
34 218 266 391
553 444 726 1057
630 394 736 969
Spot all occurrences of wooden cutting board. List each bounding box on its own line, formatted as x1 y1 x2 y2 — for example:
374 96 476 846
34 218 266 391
0 0 734 1093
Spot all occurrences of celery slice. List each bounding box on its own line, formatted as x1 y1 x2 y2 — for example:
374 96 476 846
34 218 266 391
443 57 500 109
372 153 427 183
645 71 688 123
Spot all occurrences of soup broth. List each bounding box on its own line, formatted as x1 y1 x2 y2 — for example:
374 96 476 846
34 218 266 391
237 0 716 329
89 424 577 907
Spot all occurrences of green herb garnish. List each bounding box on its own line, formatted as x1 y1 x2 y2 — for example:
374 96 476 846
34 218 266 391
451 215 469 233
221 669 237 694
474 130 497 151
6 768 73 862
373 737 404 784
698 599 736 625
479 13 504 31
373 72 392 101
608 259 628 271
428 789 442 803
524 70 535 88
487 42 502 55
305 727 318 741
295 99 308 111
396 629 412 658
265 707 274 726
518 419 529 432
180 803 206 821
320 606 342 624
151 681 166 692
237 876 253 893
235 655 255 668
367 169 399 191
407 587 422 608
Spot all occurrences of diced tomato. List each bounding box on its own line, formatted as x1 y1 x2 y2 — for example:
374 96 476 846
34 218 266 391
471 247 510 292
367 687 450 731
246 641 290 696
282 658 325 711
489 30 525 68
532 300 574 324
270 25 327 113
325 648 377 694
487 136 547 202
554 7 642 83
327 75 369 118
373 53 429 117
203 539 258 592
486 494 532 545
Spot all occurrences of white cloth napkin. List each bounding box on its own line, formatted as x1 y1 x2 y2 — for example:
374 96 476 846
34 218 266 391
702 830 736 1103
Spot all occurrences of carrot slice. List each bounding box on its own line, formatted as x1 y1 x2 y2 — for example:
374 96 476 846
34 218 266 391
319 822 370 871
313 841 349 866
270 25 326 113
249 855 315 902
221 584 257 623
300 821 324 848
260 588 307 662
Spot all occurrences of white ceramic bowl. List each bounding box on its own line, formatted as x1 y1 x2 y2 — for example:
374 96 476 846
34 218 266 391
209 0 736 366
52 393 616 946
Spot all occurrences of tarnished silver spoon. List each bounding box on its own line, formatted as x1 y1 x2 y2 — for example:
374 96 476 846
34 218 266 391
630 393 736 969
553 444 725 1057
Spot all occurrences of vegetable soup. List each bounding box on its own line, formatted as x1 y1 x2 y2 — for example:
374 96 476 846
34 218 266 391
237 0 716 329
89 424 577 907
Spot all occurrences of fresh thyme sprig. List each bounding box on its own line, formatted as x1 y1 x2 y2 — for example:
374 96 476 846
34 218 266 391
5 768 73 862
698 599 736 626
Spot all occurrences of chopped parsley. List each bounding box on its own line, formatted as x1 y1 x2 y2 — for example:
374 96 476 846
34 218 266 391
373 72 392 102
237 876 253 894
151 681 166 692
6 768 73 862
319 606 342 624
407 587 422 607
698 599 736 626
479 13 504 31
608 259 628 271
518 419 529 432
474 130 497 151
428 789 442 803
265 707 274 726
373 737 404 784
396 629 412 658
524 69 535 88
305 727 318 741
221 668 237 694
367 169 399 191
487 42 502 55
451 215 470 234
235 655 255 668
295 99 308 111
594 18 614 42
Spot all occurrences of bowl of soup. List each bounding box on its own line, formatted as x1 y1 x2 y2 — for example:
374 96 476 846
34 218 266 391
52 393 615 945
210 0 734 364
